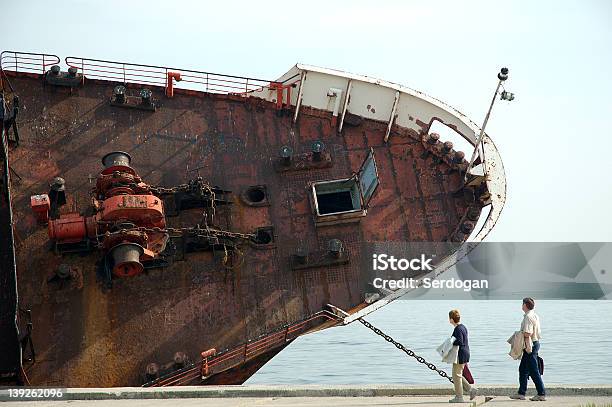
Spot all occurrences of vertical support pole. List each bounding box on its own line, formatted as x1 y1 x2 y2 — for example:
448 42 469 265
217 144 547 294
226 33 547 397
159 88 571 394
276 85 283 110
384 91 400 143
338 79 352 134
200 349 216 377
293 71 306 123
328 88 343 128
464 75 505 180
166 72 182 98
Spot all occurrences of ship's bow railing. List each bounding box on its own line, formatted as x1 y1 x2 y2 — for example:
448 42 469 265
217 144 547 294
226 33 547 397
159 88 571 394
144 309 340 387
1 50 290 105
65 56 275 95
0 51 60 76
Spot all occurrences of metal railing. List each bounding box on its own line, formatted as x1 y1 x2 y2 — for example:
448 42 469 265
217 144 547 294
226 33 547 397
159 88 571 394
144 310 340 387
1 50 288 102
65 56 275 95
0 51 60 75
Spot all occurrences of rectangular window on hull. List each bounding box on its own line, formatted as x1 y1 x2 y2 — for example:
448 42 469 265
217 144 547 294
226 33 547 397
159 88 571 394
314 179 361 215
311 147 380 223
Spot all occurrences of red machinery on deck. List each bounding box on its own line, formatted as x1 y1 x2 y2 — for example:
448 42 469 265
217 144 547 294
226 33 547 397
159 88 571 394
36 152 168 277
32 151 251 281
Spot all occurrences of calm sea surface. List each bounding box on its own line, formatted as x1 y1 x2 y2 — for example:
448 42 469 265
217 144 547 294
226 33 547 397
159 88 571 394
246 300 612 384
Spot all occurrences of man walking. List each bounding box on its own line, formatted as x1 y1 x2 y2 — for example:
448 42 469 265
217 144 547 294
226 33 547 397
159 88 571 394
510 297 546 401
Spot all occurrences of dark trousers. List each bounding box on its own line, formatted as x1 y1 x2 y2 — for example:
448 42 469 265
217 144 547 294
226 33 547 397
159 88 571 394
518 341 545 396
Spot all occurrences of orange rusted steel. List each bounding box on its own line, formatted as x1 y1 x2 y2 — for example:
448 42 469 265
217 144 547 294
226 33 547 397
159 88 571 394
101 195 165 225
201 349 216 377
165 71 182 97
30 194 50 224
43 155 167 278
48 213 87 243
269 82 293 110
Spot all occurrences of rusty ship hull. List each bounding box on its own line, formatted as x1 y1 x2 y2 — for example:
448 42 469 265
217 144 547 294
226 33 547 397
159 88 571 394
0 51 506 387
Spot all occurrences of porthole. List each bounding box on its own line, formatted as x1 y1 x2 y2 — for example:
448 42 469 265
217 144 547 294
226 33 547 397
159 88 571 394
241 185 269 206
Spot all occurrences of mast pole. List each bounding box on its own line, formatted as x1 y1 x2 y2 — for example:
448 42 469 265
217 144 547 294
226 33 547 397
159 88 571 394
465 67 509 181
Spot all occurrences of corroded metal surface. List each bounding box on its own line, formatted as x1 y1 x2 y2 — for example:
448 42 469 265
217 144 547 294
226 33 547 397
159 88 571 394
6 71 476 387
0 101 21 383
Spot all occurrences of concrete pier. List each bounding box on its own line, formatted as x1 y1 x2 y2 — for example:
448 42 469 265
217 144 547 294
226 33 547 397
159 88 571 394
1 385 611 406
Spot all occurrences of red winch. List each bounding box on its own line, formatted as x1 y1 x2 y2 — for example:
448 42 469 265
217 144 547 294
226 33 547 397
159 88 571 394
34 152 168 278
31 151 251 281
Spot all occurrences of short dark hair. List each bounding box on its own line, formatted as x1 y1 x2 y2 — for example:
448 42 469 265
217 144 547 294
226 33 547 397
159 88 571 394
523 297 535 310
449 309 460 323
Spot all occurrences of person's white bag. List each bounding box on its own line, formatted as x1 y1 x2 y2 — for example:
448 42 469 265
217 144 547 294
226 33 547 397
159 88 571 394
436 336 459 364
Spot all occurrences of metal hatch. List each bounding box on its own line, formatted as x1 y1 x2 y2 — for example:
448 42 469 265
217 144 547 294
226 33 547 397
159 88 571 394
357 147 380 208
310 147 379 225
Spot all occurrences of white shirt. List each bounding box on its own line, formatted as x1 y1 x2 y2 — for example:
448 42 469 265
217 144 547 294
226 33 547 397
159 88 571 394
521 310 542 342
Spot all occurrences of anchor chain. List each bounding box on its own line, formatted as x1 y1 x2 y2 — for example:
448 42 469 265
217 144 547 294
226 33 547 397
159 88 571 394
95 224 256 242
151 178 219 221
358 318 453 383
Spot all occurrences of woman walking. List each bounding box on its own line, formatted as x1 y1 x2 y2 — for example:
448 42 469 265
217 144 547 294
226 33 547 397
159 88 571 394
448 309 477 403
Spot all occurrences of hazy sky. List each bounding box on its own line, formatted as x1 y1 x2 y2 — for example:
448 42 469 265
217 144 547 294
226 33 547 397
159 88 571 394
4 0 611 241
